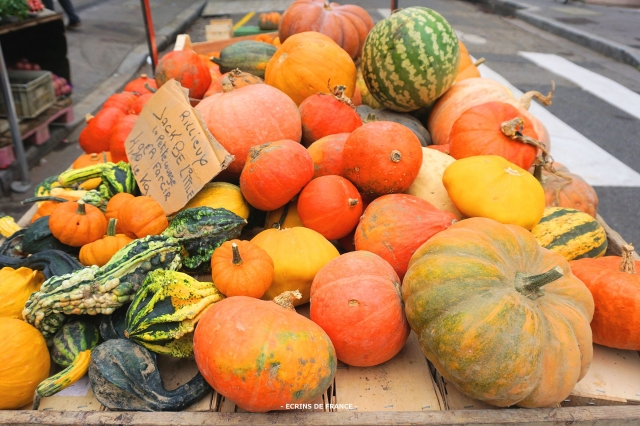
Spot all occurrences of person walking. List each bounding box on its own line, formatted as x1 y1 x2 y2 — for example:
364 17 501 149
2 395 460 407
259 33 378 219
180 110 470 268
42 0 81 30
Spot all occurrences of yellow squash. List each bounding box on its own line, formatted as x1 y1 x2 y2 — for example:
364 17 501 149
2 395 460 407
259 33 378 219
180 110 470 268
181 182 250 220
0 267 45 319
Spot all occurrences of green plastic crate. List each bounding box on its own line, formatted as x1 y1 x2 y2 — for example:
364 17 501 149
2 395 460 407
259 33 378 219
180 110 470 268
0 70 56 119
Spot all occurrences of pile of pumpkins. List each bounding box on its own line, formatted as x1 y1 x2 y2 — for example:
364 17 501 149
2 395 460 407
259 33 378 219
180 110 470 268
1 0 639 415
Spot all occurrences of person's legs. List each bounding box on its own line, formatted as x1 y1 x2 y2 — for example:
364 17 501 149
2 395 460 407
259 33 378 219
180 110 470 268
41 0 54 10
58 0 81 25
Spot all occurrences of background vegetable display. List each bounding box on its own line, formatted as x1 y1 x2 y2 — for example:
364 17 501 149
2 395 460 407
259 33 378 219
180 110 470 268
403 218 594 408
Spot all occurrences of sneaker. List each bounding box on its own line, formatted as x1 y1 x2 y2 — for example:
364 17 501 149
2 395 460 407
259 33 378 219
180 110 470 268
66 21 81 31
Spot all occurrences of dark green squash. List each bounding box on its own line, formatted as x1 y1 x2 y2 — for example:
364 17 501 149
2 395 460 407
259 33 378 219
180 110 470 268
0 249 83 279
356 105 432 147
51 321 101 367
162 207 247 273
0 229 25 257
89 339 211 411
22 216 80 256
211 41 277 78
99 306 129 341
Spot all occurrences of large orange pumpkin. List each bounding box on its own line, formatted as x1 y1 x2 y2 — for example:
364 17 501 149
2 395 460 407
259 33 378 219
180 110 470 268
537 162 598 218
240 140 314 211
279 0 374 60
103 92 138 113
109 114 138 163
355 194 457 279
118 196 168 238
265 31 356 106
154 50 212 100
79 108 126 154
428 78 552 150
455 41 481 82
193 293 337 412
449 101 540 170
570 244 640 350
342 121 422 198
310 251 410 366
0 318 50 409
196 84 302 177
124 74 157 94
308 133 349 179
129 93 153 114
297 175 362 240
49 200 108 247
299 85 362 146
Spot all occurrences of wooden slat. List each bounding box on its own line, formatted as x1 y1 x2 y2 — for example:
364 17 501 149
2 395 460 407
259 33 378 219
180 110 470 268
334 332 442 412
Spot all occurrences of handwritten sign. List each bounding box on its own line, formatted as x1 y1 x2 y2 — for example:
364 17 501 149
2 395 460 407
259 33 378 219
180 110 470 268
125 79 233 215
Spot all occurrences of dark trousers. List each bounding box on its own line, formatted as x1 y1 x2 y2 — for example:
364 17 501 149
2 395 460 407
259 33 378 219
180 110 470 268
42 0 81 25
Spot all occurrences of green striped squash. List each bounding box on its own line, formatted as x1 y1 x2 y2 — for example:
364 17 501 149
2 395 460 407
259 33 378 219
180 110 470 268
531 207 607 261
361 7 459 112
51 321 100 367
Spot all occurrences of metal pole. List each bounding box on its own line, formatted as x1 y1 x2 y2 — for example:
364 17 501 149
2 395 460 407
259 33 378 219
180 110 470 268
140 0 158 74
390 0 398 12
0 40 30 193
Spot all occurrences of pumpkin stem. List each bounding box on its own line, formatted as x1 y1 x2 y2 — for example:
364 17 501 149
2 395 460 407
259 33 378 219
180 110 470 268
330 84 356 109
390 150 402 163
273 202 290 230
85 114 94 123
106 218 117 237
21 196 69 205
535 154 574 206
348 198 359 207
364 113 378 123
323 0 331 9
140 73 147 78
273 290 302 311
515 266 564 300
144 82 157 93
473 58 486 67
231 242 243 265
620 244 637 274
517 81 555 109
500 117 550 157
76 200 87 216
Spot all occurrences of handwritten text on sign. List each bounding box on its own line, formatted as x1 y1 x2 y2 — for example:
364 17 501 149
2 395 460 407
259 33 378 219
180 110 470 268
125 79 232 215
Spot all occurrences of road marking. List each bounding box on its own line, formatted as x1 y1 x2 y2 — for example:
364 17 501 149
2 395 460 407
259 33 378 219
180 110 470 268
476 61 640 187
519 52 640 122
377 8 391 19
233 12 255 31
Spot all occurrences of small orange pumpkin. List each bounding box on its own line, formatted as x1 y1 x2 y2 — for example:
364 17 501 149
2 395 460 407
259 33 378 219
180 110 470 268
49 200 108 247
210 240 274 298
105 193 135 234
103 92 138 113
30 195 77 223
123 74 157 95
258 11 281 30
79 219 134 267
455 41 481 83
308 133 349 179
72 152 112 169
118 196 168 239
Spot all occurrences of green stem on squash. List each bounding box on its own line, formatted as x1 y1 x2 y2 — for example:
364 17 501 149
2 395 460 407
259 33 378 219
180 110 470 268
620 244 637 274
231 242 243 265
21 196 69 205
515 266 564 300
272 202 290 230
106 218 117 237
76 200 87 216
273 290 302 311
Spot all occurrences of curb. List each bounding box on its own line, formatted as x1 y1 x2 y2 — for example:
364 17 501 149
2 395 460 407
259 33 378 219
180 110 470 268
465 0 640 68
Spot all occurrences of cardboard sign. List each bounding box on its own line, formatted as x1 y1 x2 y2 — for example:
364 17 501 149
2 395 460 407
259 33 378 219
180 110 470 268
125 79 233 215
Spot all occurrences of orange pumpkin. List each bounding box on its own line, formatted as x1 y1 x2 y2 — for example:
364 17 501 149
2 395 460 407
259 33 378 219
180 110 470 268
196 84 301 178
342 121 423 198
124 74 157 95
49 200 108 247
240 140 314 211
155 50 212 100
279 0 374 59
203 69 263 97
72 152 112 169
351 86 362 106
105 193 135 234
297 175 362 240
265 31 357 106
210 240 274 298
30 195 77 223
455 41 481 82
449 101 540 170
537 162 598 218
79 219 133 267
428 78 552 151
258 11 281 30
310 251 410 366
79 108 126 154
0 318 50 409
570 244 640 350
299 85 362 146
193 293 337 412
355 194 457 279
129 93 153 114
103 92 138 113
109 114 138 163
118 196 168 239
308 133 349 179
